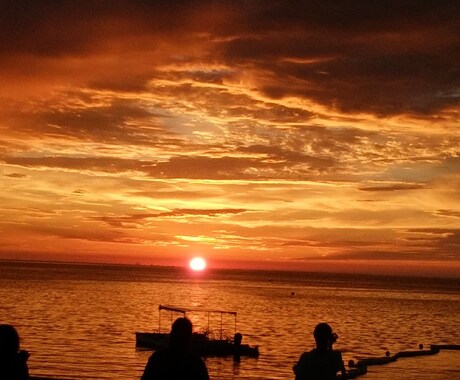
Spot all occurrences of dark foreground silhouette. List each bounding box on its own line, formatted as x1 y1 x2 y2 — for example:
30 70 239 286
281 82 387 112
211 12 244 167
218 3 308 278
293 322 347 380
345 344 460 379
0 324 30 380
4 320 458 380
23 343 460 380
141 317 209 380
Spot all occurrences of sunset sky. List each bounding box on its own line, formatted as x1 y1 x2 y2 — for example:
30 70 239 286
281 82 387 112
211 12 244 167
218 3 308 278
1 1 459 276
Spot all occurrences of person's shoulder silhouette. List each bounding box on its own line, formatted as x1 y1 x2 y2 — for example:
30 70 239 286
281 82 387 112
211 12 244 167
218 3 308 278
0 324 30 380
293 323 346 380
141 317 209 380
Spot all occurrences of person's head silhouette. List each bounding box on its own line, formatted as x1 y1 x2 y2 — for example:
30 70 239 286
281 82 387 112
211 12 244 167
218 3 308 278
234 332 242 345
170 317 193 351
294 322 345 379
0 324 20 357
0 324 30 379
313 323 337 350
141 316 209 379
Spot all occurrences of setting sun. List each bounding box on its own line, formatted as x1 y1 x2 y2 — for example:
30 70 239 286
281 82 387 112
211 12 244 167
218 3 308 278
189 257 206 271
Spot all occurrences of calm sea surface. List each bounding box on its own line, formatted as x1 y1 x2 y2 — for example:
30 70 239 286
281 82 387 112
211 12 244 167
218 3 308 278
0 261 459 379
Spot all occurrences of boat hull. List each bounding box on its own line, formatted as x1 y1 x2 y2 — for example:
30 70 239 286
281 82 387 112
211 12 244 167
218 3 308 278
135 332 259 358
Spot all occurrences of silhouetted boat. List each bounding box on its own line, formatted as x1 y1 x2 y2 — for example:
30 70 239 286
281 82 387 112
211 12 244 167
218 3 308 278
135 304 260 358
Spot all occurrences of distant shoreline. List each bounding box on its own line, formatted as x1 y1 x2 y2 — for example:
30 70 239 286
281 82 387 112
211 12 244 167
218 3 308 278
1 258 459 282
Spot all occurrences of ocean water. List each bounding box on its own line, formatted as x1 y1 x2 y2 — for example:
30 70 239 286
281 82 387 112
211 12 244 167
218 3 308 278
0 261 459 379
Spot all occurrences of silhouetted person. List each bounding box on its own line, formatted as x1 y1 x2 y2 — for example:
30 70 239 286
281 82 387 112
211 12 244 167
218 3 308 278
293 323 346 380
233 332 242 363
141 317 209 380
0 324 30 380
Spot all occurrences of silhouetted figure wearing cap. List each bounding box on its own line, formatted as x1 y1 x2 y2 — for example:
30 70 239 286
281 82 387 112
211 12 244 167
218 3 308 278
141 317 209 380
0 324 30 380
293 323 347 380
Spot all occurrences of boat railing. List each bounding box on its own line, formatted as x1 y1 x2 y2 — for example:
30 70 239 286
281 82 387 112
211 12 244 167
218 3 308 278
158 304 238 338
200 327 234 341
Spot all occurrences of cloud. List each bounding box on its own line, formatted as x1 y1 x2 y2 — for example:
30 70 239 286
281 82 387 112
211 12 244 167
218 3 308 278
0 1 458 116
215 2 460 115
1 156 153 175
4 172 27 178
2 206 57 218
435 210 460 219
92 208 248 227
5 222 136 244
0 96 181 146
289 227 460 261
359 183 426 192
0 153 334 180
304 249 457 262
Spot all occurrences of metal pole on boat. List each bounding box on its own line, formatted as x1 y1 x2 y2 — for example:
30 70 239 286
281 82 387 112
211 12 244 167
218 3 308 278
207 312 210 335
159 307 161 332
220 313 223 340
235 313 237 335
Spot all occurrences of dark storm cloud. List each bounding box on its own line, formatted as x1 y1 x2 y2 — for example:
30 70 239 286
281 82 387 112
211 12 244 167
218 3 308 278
0 0 213 56
217 1 460 115
1 1 458 115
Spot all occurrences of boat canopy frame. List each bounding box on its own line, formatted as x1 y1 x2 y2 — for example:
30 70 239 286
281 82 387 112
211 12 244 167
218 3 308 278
158 304 238 340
